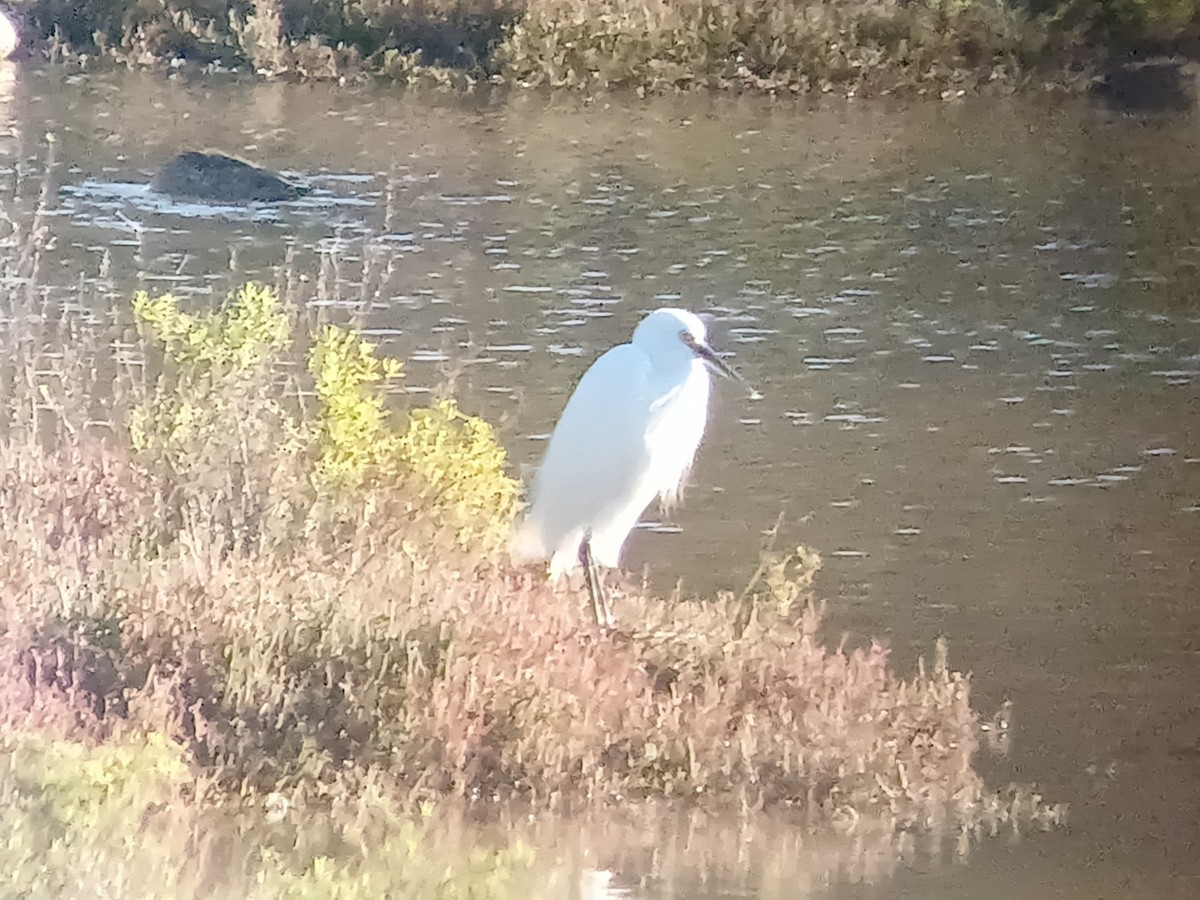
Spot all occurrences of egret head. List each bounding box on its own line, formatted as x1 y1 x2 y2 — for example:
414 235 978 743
633 308 741 381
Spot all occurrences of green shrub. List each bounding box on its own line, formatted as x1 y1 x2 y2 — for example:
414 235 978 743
129 282 293 455
309 323 404 489
309 324 519 553
127 286 519 557
394 398 520 552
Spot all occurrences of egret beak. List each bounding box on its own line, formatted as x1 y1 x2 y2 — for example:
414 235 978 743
694 341 744 382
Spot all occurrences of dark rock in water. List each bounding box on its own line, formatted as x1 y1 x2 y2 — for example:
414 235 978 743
1092 59 1197 113
151 152 305 203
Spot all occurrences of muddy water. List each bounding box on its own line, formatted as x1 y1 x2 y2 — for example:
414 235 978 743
3 67 1199 897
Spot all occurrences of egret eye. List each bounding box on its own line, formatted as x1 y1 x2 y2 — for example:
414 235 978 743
679 330 697 347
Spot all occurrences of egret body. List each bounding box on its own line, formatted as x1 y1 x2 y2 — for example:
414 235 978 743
511 308 737 626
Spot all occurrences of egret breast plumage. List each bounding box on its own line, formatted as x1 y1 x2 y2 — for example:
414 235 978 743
511 308 738 626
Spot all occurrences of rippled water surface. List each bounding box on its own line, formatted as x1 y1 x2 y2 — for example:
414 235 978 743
4 68 1200 897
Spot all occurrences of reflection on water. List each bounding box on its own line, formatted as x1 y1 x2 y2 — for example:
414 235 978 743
487 802 1057 900
3 67 1199 897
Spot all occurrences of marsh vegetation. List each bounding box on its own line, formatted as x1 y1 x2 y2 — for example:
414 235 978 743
20 0 1200 93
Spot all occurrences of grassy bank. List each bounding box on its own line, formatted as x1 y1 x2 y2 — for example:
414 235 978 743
17 0 1200 93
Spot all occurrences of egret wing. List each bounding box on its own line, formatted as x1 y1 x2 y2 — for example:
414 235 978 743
513 344 658 571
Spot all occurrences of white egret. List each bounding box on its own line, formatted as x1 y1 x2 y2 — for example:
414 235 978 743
511 308 741 628
0 8 18 62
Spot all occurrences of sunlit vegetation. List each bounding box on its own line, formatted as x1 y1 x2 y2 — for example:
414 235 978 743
307 323 519 551
0 267 1062 894
22 0 1200 92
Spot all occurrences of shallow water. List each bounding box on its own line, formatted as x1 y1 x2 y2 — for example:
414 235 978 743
3 65 1199 897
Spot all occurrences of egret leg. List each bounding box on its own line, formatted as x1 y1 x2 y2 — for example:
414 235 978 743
579 536 613 630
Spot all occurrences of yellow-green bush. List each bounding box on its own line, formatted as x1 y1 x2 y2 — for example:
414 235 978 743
309 323 404 488
132 282 290 372
128 283 304 551
395 398 520 552
308 324 519 553
129 286 518 556
129 282 294 457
